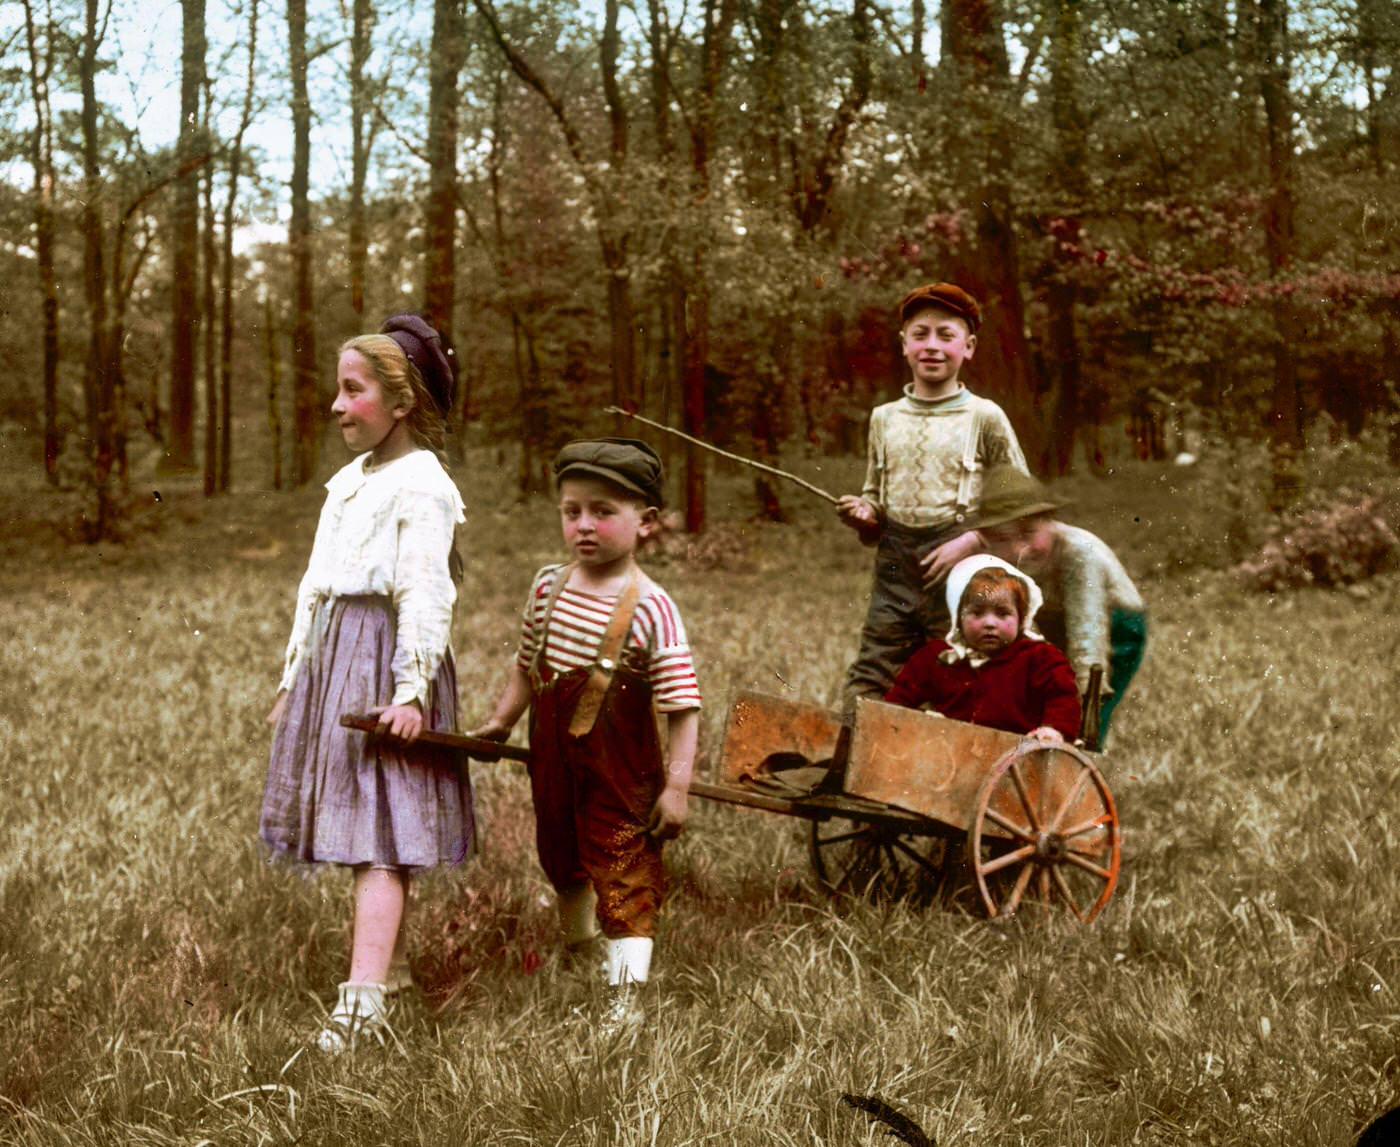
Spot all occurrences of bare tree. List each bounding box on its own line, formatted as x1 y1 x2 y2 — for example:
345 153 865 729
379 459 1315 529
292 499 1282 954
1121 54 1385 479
940 0 1045 471
21 0 60 485
202 74 218 496
1042 0 1087 476
349 0 375 321
473 0 641 416
170 0 206 471
288 0 319 485
218 0 259 493
1253 0 1301 506
424 0 466 343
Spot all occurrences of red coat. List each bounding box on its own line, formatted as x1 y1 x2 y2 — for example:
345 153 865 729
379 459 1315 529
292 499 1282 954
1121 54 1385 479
884 636 1082 740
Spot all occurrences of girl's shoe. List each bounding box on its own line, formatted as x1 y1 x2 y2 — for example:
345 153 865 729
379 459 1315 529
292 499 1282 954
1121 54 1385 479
315 981 392 1054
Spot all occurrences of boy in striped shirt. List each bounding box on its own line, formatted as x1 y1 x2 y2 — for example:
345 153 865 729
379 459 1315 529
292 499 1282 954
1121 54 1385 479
472 438 700 1032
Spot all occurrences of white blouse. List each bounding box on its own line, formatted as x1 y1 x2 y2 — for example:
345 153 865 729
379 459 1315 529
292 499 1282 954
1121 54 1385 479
279 450 466 707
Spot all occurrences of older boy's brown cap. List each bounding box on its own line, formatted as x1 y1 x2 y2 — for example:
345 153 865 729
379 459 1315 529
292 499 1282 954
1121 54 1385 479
973 466 1067 530
554 437 665 507
899 282 982 332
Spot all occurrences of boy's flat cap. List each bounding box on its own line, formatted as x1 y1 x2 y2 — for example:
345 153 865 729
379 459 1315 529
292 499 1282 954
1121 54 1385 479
898 282 982 332
554 438 665 506
972 466 1066 530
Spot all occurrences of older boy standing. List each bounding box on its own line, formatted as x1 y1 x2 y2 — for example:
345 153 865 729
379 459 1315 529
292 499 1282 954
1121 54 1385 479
837 283 1028 713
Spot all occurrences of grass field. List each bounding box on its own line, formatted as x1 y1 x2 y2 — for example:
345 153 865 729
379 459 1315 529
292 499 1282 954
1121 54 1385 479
1 436 1398 1145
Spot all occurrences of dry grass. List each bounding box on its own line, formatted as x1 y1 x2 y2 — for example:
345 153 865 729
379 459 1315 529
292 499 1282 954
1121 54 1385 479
1 440 1398 1145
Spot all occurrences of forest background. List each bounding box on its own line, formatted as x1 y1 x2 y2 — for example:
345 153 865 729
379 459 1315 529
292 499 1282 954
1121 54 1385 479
2 0 1398 532
3 1 1400 1144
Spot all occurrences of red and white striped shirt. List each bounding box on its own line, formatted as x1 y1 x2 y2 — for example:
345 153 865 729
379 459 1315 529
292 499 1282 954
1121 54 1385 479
516 564 702 712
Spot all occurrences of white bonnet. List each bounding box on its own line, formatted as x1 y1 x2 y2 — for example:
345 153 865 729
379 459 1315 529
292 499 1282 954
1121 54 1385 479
943 554 1045 650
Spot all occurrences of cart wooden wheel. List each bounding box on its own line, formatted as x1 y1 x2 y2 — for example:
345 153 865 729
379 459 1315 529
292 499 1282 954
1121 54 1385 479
808 818 955 905
968 741 1120 922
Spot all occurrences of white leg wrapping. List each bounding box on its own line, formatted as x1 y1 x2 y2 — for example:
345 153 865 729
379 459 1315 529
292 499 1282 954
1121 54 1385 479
558 883 600 948
605 937 653 986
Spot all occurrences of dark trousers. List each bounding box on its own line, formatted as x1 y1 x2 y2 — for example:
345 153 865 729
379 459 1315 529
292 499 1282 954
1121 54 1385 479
528 666 665 939
843 520 963 718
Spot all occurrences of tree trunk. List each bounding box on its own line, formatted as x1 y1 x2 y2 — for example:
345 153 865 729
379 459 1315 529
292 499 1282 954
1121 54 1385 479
265 293 283 490
1043 0 1087 477
202 92 218 497
220 0 258 492
80 0 115 539
646 0 686 492
289 0 319 485
424 0 465 344
941 0 1045 473
680 0 738 533
170 0 205 471
349 0 374 322
22 0 60 486
1256 0 1301 507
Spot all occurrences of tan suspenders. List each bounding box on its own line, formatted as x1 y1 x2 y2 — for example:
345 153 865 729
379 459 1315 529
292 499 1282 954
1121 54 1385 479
529 563 647 737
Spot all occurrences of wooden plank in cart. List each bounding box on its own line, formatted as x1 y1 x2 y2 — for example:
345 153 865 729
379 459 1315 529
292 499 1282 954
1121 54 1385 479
845 698 1021 829
717 690 844 783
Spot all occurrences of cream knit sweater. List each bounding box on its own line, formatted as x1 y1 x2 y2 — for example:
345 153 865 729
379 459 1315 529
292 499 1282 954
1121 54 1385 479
860 384 1027 529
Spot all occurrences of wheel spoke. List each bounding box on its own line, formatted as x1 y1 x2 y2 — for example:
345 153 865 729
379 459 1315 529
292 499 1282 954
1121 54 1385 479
1061 812 1114 841
1038 864 1051 907
819 826 874 848
978 843 1037 876
891 837 946 877
1050 866 1086 921
1048 767 1093 832
1001 859 1037 916
984 807 1037 843
881 843 903 892
1064 851 1113 881
1008 761 1042 833
834 839 880 891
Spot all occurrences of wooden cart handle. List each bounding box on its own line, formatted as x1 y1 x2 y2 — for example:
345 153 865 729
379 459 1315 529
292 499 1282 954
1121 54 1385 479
339 713 532 763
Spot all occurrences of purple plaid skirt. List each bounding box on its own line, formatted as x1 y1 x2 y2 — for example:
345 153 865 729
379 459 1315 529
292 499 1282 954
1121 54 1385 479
259 595 475 869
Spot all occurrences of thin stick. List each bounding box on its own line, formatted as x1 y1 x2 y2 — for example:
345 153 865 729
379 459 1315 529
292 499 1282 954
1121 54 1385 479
604 405 840 504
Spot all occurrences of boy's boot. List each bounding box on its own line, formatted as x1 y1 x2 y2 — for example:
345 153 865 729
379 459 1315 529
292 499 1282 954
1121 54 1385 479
316 981 392 1054
599 937 652 1037
559 883 603 970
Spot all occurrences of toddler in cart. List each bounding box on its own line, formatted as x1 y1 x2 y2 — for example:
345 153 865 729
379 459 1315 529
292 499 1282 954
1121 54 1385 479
884 555 1080 743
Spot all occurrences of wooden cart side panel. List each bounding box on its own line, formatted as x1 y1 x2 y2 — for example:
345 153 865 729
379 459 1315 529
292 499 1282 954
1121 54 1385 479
717 690 844 783
845 698 1023 827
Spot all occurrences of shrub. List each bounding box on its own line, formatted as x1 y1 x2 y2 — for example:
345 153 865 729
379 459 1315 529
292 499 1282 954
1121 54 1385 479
1235 492 1399 591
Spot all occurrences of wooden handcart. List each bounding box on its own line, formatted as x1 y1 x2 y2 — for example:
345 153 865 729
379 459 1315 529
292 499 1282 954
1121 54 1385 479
342 687 1121 923
696 691 1121 922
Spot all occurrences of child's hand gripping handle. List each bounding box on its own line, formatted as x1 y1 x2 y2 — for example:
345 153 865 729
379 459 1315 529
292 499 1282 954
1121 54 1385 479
338 713 533 763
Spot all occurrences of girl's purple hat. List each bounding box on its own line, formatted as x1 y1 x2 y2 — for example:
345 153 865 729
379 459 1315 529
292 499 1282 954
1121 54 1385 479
380 313 457 417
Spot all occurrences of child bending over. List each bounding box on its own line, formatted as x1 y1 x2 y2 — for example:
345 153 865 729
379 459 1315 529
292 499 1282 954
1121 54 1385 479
473 438 700 1035
884 555 1080 743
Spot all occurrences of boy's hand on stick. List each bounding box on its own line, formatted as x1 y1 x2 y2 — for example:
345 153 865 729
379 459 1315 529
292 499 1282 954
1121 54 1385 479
647 783 689 840
837 496 883 546
1027 726 1064 744
836 495 878 527
367 701 424 744
465 719 512 762
920 530 983 586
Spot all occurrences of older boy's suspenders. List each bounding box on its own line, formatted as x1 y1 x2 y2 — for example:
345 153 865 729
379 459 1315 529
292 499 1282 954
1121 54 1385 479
953 398 991 524
528 563 647 737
